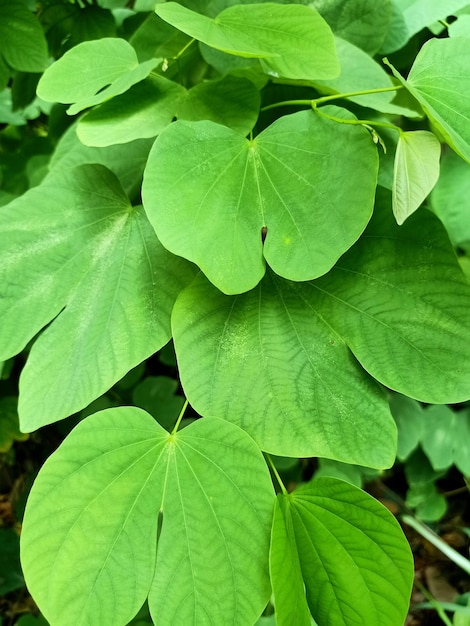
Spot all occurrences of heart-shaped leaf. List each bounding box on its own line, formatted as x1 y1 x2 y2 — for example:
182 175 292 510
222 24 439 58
37 38 160 115
0 165 196 430
21 407 275 625
154 2 339 80
270 478 413 626
143 109 378 294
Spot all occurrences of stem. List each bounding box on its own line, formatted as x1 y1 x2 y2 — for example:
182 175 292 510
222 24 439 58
402 514 470 575
174 38 196 61
171 399 189 435
413 579 454 626
265 454 288 495
313 84 403 106
313 105 403 134
260 84 404 113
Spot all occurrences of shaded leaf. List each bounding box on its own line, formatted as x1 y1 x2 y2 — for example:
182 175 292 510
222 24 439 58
421 405 470 475
143 109 378 294
21 407 274 626
392 130 440 224
0 165 196 429
154 2 339 80
0 397 28 453
271 478 413 626
0 0 48 72
389 393 424 461
77 75 185 146
37 38 160 115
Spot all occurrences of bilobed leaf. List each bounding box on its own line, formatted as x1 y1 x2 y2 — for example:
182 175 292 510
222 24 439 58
172 271 396 468
386 38 470 162
271 478 413 626
143 110 378 294
311 0 392 55
154 2 339 80
0 0 48 72
77 75 185 146
172 205 470 464
37 38 160 115
0 165 196 430
177 75 260 135
392 130 440 224
21 407 274 626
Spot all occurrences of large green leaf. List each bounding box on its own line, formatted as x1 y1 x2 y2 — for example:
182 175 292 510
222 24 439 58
21 407 274 626
310 0 392 55
172 204 470 464
0 0 48 72
392 130 440 224
0 165 195 430
386 38 470 162
271 478 413 626
154 2 339 80
172 271 396 468
400 0 470 39
142 109 378 294
77 75 186 147
37 38 160 115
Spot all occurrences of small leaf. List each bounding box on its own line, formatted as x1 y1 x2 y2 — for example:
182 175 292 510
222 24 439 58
77 75 185 146
271 478 413 626
392 130 440 224
143 110 378 294
389 393 424 461
154 2 339 80
21 407 274 626
37 38 160 115
0 165 196 429
421 405 470 475
386 38 470 162
0 0 48 72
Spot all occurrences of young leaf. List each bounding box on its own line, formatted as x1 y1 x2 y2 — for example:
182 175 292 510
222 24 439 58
0 0 48 73
37 38 161 115
392 130 440 224
172 271 396 468
154 2 339 80
0 165 196 430
143 109 378 294
77 75 186 147
271 478 413 626
21 407 275 626
386 38 470 162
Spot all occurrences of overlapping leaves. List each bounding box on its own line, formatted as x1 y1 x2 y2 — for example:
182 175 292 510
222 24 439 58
172 204 470 466
143 108 379 294
0 165 195 430
21 407 274 626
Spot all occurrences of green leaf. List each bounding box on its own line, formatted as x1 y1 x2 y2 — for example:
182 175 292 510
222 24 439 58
400 0 470 39
77 75 185 147
0 165 196 430
0 0 48 72
388 393 424 461
154 2 339 80
271 478 413 626
430 150 470 249
313 37 419 117
392 130 440 224
449 14 470 38
172 271 396 468
386 38 470 162
21 407 274 625
311 0 392 55
37 38 160 115
421 405 470 475
177 75 260 135
132 376 184 431
49 123 154 196
0 528 23 595
313 202 470 404
142 110 378 294
0 397 28 453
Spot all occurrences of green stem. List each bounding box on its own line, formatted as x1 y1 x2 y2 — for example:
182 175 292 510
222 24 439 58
260 84 404 113
313 104 403 134
413 580 453 626
174 38 196 61
171 399 189 435
402 514 470 575
265 454 288 495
